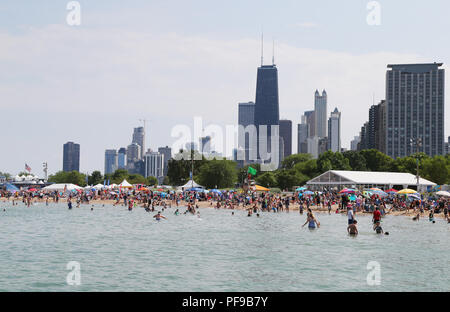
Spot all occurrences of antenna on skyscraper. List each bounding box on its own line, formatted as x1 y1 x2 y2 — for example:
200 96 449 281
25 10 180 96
261 31 264 66
272 38 275 65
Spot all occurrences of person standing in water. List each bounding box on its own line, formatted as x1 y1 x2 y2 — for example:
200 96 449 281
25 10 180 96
347 220 358 236
68 199 72 210
302 209 320 229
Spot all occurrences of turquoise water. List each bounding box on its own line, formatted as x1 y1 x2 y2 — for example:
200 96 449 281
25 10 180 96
0 201 448 292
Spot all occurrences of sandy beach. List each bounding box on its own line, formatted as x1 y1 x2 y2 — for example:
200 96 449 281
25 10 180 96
1 196 447 220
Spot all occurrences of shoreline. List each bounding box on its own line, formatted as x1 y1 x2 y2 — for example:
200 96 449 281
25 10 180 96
1 197 447 220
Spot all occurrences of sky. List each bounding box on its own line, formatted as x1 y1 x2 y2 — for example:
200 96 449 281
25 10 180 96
1 0 449 176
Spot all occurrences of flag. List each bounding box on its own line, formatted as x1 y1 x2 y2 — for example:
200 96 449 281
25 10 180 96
25 163 31 172
247 166 257 176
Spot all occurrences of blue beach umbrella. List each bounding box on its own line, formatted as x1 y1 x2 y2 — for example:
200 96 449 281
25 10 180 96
296 187 307 192
303 191 314 195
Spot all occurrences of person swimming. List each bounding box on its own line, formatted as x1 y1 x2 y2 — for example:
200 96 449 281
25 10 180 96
412 213 420 221
174 209 180 215
153 211 167 221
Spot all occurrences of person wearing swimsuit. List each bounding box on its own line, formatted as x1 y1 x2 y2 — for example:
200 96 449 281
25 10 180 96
302 210 320 229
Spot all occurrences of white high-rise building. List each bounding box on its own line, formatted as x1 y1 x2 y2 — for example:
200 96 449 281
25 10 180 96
144 152 164 182
314 90 327 138
327 108 341 152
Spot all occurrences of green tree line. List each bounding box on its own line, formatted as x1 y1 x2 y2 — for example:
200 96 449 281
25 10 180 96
166 149 450 190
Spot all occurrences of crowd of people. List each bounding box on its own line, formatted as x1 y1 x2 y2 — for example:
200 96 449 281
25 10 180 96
1 186 449 235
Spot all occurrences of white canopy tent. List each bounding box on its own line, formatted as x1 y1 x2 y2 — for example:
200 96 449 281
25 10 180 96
177 179 203 190
93 183 105 190
42 183 83 192
119 180 133 188
307 170 436 191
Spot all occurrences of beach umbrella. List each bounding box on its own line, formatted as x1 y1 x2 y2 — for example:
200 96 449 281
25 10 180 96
339 188 356 194
397 188 418 194
386 188 398 194
296 187 307 191
436 190 450 197
28 188 38 192
371 189 388 197
369 187 384 192
254 185 270 192
303 190 314 195
408 193 421 200
186 187 203 192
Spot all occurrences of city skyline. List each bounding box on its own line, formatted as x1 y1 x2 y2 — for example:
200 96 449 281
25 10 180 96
1 1 450 175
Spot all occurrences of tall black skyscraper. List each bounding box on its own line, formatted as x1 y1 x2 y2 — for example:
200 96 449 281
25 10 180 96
254 64 280 161
63 142 80 172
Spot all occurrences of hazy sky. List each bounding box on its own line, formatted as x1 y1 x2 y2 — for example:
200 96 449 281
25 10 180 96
1 0 449 176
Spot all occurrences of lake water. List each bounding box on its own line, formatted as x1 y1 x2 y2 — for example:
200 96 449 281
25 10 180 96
0 201 448 292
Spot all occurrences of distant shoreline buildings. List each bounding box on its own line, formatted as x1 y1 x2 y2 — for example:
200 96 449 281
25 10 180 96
103 125 172 184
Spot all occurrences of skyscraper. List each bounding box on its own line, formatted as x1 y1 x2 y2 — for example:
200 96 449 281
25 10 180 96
117 147 127 169
126 143 141 168
254 64 280 163
314 90 327 138
63 142 80 172
327 108 341 152
297 123 309 154
158 146 172 177
238 101 256 165
144 152 164 184
199 136 212 155
350 136 360 151
132 127 145 159
304 110 315 138
104 149 118 174
279 119 292 159
386 63 445 158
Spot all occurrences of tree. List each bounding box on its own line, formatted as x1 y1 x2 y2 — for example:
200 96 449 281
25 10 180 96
237 164 261 185
276 169 309 191
359 149 394 172
0 172 11 180
420 156 449 185
392 156 418 175
342 151 367 171
147 176 158 186
294 159 318 179
255 171 277 188
167 150 207 186
281 154 312 170
88 171 103 185
111 169 129 184
127 174 147 185
48 171 87 186
197 159 237 189
317 151 351 173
